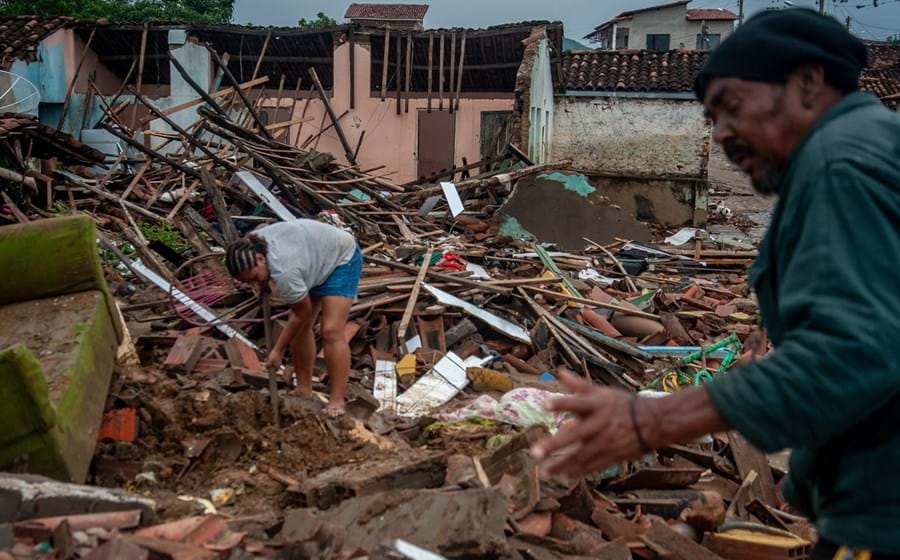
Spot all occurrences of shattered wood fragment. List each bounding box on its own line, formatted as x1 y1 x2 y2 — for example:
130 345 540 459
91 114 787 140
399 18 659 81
728 432 779 507
163 335 205 374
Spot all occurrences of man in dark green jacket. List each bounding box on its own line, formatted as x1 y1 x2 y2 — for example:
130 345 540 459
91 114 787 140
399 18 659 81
531 9 900 558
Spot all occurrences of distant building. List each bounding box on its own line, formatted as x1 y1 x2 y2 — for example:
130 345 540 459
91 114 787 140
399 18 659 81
344 3 429 31
584 1 737 51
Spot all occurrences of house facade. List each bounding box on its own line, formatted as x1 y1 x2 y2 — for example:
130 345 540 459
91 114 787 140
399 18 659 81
0 17 560 185
585 1 737 51
344 3 430 31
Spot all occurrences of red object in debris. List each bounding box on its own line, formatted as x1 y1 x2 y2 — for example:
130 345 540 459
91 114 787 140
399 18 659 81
97 409 137 442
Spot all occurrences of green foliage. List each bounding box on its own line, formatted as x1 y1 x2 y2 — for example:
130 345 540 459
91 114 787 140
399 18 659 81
297 11 337 29
0 0 234 23
139 221 191 255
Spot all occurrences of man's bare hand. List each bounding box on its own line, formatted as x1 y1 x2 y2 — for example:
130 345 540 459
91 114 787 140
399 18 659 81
530 368 653 479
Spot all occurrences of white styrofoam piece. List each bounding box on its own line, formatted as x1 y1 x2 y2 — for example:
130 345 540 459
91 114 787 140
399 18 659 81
395 352 489 418
440 181 464 217
373 360 397 413
423 283 532 344
236 170 294 221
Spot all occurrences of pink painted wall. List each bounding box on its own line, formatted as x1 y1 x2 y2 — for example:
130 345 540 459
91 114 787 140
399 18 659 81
265 38 514 184
60 30 123 95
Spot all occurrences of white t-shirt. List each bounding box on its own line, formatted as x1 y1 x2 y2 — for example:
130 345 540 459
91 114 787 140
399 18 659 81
254 219 356 304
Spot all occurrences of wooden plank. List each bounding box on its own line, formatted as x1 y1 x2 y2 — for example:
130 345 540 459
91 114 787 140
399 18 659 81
728 432 778 507
364 255 509 295
438 32 445 111
129 22 149 131
642 520 726 560
163 335 205 374
200 169 238 245
448 31 456 115
397 250 432 344
395 29 402 115
404 30 413 113
154 76 268 120
426 31 434 113
381 25 390 102
58 28 96 130
206 47 274 140
224 338 262 371
308 67 358 166
252 29 273 81
120 160 150 202
454 29 467 111
349 26 356 110
523 286 661 320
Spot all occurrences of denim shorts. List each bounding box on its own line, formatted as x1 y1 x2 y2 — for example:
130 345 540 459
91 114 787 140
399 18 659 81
310 246 362 298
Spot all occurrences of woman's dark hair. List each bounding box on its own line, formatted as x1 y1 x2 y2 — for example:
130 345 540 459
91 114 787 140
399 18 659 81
225 234 268 278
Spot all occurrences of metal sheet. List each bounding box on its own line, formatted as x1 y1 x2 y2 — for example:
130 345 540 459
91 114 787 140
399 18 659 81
423 283 532 344
373 360 397 413
235 170 294 221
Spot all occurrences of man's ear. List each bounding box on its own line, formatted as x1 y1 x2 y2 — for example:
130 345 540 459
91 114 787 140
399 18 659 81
791 64 828 109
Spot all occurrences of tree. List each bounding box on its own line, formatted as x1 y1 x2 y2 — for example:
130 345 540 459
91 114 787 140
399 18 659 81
297 11 337 29
0 0 234 23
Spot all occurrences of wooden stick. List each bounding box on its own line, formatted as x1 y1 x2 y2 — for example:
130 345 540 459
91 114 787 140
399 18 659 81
364 255 509 295
167 52 228 117
395 29 402 115
252 29 273 81
58 28 96 130
381 26 390 102
398 250 432 344
584 237 638 293
120 160 151 202
130 22 149 131
153 76 268 121
348 26 356 110
454 29 467 111
207 47 274 140
448 31 456 115
309 67 357 166
438 32 445 111
404 30 413 113
427 32 434 113
201 168 238 245
166 177 200 220
523 286 660 320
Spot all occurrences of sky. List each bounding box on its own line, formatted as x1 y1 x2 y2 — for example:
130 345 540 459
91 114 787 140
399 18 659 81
233 0 900 41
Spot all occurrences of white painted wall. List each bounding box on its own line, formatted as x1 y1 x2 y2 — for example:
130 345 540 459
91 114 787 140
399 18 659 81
551 95 711 177
528 38 555 164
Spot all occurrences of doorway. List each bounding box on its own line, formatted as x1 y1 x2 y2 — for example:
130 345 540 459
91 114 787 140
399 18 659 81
417 110 456 181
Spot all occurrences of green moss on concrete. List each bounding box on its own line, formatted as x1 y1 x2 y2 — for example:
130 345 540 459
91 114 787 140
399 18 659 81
0 215 122 342
539 172 596 197
498 216 536 241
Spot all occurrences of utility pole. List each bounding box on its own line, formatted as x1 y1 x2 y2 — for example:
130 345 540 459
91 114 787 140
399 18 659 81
819 0 825 13
738 0 744 24
846 15 851 30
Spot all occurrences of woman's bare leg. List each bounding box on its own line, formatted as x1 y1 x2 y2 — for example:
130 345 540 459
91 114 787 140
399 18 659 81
319 295 354 412
289 298 322 394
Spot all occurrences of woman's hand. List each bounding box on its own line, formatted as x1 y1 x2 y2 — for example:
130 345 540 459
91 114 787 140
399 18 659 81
265 346 285 370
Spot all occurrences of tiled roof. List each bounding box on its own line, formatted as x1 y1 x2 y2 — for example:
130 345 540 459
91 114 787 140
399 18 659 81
686 8 738 20
560 49 709 93
862 42 900 109
0 113 105 164
0 16 73 64
344 3 429 20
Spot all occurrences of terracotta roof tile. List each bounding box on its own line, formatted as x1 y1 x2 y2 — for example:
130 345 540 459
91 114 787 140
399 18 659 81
0 16 73 65
344 3 429 20
687 8 738 20
560 49 709 93
861 42 900 108
0 113 105 164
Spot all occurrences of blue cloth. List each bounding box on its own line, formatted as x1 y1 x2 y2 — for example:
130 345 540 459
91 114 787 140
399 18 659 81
310 245 362 298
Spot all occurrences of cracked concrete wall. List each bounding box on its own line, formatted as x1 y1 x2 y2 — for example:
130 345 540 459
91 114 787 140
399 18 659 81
551 95 710 178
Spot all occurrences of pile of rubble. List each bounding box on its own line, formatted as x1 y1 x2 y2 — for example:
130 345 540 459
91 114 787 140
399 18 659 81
0 61 810 560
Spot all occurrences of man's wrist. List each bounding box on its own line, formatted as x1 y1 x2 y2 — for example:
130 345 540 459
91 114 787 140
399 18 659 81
633 396 665 451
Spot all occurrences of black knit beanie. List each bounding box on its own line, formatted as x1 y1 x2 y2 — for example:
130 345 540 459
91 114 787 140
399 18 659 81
695 8 868 101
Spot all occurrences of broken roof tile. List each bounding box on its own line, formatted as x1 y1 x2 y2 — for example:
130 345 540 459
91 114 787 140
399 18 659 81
0 16 74 65
344 3 430 21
